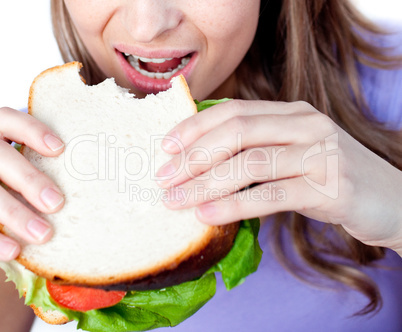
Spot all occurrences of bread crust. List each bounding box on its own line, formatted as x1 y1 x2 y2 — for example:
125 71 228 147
22 292 70 325
110 223 240 291
29 304 70 325
27 62 83 117
16 223 239 290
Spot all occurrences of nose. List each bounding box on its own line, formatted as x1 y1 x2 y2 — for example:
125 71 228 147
121 1 183 44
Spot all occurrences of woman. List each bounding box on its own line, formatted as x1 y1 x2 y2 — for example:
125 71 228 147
1 0 401 331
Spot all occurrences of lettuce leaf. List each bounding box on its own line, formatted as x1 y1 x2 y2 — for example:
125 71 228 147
195 98 231 112
0 261 76 319
75 273 216 332
208 218 262 290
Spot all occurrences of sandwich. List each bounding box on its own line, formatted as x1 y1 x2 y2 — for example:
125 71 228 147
0 62 262 332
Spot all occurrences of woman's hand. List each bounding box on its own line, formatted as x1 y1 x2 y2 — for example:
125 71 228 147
0 107 65 261
156 100 402 256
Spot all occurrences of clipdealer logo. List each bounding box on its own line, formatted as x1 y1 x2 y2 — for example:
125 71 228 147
301 132 339 199
127 183 286 206
62 131 339 203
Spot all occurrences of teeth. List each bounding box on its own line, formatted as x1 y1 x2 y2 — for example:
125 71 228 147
124 53 174 64
138 56 173 63
126 54 191 80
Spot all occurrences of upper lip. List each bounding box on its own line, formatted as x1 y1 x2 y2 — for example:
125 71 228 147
115 44 194 59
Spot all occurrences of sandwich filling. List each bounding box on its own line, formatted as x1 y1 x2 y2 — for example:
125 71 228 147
124 53 192 80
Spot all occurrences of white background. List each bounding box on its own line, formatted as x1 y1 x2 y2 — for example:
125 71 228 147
0 1 402 110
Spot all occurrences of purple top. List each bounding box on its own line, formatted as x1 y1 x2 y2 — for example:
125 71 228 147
159 222 402 332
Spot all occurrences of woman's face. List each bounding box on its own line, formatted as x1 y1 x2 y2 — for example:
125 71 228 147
63 0 260 100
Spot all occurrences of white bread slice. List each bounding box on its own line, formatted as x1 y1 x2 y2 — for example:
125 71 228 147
3 62 238 290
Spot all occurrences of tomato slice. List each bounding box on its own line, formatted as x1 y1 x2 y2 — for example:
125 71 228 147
46 280 126 312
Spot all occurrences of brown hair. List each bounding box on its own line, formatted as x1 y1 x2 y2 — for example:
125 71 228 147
51 0 402 315
51 0 105 84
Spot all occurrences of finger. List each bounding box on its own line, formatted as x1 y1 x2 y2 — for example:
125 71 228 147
193 177 326 225
160 100 311 154
156 112 325 188
0 141 65 213
0 107 64 156
162 145 306 209
0 186 53 245
0 233 20 261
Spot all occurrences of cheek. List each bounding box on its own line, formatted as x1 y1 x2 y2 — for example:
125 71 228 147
63 0 117 73
63 0 114 35
191 1 260 97
200 0 259 74
198 0 259 44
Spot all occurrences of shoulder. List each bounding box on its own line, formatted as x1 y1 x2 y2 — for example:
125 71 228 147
357 23 402 130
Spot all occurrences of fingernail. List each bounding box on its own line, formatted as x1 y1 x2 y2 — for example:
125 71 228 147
162 131 181 152
44 134 64 152
40 187 64 210
196 202 216 220
27 219 52 242
0 240 18 260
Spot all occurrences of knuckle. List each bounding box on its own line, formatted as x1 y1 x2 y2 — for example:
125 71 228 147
243 149 271 181
23 168 44 186
227 99 248 116
4 202 23 221
291 100 317 113
187 147 210 162
185 114 200 132
0 107 14 116
25 116 49 138
231 193 244 215
227 115 248 136
247 148 270 162
0 140 10 149
211 161 231 180
0 108 49 145
21 113 49 136
0 133 8 142
304 112 338 140
317 115 337 134
0 108 13 141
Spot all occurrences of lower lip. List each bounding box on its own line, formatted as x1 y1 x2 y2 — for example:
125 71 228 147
116 51 197 95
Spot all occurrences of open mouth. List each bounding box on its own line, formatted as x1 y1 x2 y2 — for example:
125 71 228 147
122 53 192 80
